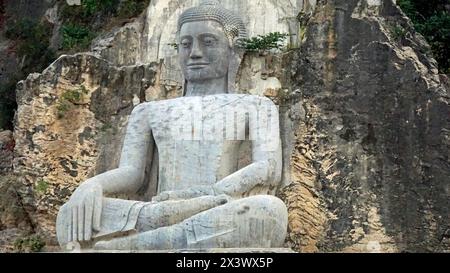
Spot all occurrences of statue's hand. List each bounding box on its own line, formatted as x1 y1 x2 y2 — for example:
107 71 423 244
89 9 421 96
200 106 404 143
152 186 215 202
66 180 103 242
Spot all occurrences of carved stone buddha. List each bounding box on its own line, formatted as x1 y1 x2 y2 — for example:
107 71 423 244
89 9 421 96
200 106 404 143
56 0 288 251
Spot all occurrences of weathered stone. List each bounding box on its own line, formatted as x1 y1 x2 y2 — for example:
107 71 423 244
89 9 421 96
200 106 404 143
0 130 13 173
0 174 32 232
280 0 450 253
91 19 145 67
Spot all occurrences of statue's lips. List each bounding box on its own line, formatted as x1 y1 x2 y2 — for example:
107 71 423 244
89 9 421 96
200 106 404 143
187 63 210 69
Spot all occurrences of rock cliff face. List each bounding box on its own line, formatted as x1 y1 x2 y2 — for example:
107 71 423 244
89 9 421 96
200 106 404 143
281 0 449 252
0 0 448 252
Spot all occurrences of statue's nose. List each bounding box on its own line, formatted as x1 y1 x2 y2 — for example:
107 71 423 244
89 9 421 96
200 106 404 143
190 40 203 59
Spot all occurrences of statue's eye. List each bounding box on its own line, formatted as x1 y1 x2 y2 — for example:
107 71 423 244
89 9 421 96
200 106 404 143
203 37 216 46
181 39 191 48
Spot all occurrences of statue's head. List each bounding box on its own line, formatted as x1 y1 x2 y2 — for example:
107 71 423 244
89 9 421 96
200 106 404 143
177 0 247 94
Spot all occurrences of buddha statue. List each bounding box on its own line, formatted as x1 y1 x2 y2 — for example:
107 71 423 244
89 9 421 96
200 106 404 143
56 0 288 251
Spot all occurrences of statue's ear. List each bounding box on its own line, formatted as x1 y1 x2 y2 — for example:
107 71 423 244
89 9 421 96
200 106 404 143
228 38 246 93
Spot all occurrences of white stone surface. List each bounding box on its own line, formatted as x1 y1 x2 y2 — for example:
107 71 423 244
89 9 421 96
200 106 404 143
140 0 316 64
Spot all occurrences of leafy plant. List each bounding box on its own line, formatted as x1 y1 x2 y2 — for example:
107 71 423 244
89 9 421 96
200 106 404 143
35 179 49 194
84 0 119 15
390 24 408 41
5 19 34 40
118 0 150 18
1 19 55 130
397 0 450 73
5 19 56 74
62 23 95 50
62 85 89 103
57 86 89 119
168 43 179 50
242 32 290 53
60 1 148 50
14 235 45 253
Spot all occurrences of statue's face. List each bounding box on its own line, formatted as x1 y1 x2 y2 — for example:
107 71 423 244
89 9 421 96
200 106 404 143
179 21 231 83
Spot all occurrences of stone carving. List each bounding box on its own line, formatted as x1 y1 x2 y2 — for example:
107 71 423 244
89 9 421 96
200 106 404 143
56 0 288 251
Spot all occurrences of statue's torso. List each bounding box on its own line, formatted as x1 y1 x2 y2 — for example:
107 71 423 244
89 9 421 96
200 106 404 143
146 94 274 193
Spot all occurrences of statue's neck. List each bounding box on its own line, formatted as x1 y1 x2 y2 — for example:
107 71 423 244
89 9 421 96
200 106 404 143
185 77 227 97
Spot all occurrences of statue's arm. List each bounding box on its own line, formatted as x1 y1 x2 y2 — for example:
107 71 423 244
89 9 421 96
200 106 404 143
213 101 282 197
62 103 153 243
92 103 153 194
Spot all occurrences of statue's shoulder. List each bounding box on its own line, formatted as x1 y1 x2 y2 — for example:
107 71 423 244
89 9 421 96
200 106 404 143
231 94 277 108
143 97 189 107
131 102 153 114
133 99 173 111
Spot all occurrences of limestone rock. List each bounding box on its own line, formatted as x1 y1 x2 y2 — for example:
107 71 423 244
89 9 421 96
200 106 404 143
0 130 13 173
280 0 450 252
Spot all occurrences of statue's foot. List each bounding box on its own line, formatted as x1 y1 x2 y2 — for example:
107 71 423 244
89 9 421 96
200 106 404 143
94 224 187 251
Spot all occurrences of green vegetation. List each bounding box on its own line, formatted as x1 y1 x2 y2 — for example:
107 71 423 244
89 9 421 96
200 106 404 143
14 234 45 253
168 43 179 50
57 86 89 119
82 0 119 16
61 0 119 22
62 85 89 103
242 32 290 53
397 0 450 73
56 102 71 119
390 23 409 41
1 18 56 129
62 24 95 50
60 0 149 50
4 19 56 75
118 0 150 18
35 179 49 194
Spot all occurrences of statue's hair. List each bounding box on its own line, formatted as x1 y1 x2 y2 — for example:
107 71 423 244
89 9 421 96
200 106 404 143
177 0 248 47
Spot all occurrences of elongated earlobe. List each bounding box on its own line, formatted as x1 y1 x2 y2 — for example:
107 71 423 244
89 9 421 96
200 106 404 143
228 44 245 94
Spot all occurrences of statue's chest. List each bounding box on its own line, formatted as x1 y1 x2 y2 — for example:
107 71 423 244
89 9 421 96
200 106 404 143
147 95 260 189
149 97 249 144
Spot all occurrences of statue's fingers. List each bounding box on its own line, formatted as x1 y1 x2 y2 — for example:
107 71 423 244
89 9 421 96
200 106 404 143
93 196 102 232
152 193 167 202
152 195 161 202
160 192 171 201
78 203 84 241
72 206 78 242
68 208 73 242
84 196 94 241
